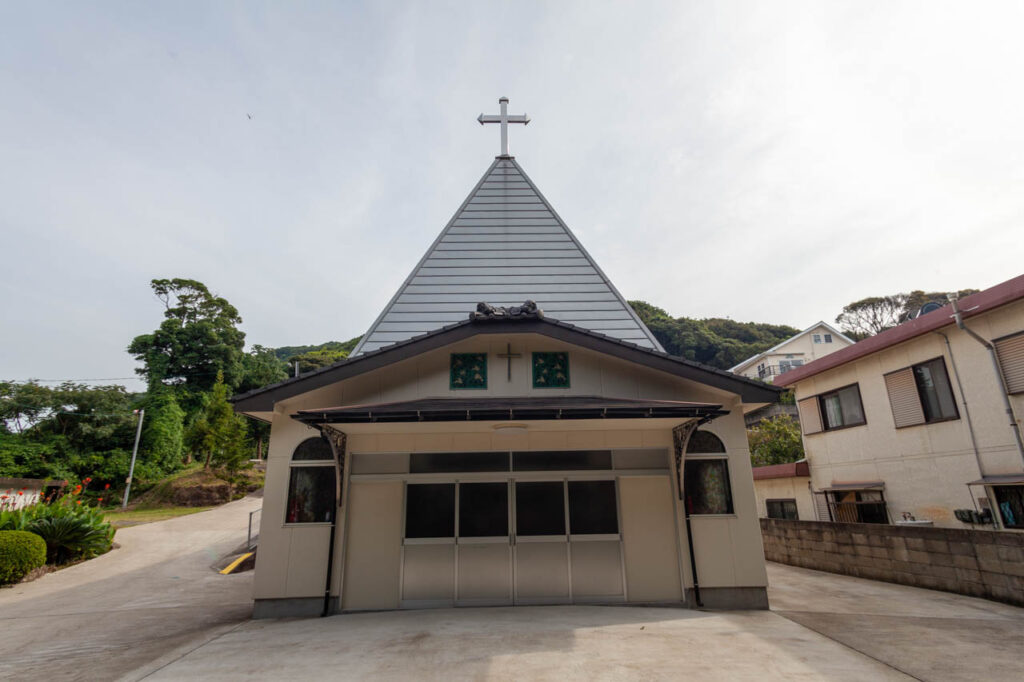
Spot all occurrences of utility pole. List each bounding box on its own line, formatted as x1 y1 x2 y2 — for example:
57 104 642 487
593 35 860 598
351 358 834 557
122 409 145 509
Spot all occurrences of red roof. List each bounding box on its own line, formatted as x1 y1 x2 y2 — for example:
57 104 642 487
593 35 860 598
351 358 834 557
777 273 1024 387
752 460 810 480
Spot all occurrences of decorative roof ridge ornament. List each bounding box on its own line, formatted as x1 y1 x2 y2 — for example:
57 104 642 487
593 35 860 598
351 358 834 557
470 300 544 321
478 96 530 158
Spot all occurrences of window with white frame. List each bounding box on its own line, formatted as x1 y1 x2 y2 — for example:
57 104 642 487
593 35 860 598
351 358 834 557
813 334 822 344
824 334 833 343
684 430 733 515
994 331 1024 394
285 437 335 524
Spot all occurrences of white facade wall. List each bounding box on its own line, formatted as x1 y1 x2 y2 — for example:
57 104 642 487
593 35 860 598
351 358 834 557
792 300 1024 529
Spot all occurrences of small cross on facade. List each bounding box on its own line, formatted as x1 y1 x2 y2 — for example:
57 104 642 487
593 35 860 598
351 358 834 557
496 342 522 381
478 97 530 157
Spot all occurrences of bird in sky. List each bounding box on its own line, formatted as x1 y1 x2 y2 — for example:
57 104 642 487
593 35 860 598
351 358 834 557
246 113 253 120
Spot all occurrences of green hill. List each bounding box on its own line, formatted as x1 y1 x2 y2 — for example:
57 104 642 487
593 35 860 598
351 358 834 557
629 301 799 370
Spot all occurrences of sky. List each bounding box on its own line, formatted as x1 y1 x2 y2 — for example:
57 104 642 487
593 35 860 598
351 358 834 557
2 1 1022 392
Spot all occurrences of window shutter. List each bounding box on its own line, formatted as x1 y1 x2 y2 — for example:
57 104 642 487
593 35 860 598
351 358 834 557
885 368 925 427
995 332 1024 394
798 397 823 434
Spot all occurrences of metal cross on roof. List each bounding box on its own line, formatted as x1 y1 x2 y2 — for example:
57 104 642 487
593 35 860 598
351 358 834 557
478 97 530 157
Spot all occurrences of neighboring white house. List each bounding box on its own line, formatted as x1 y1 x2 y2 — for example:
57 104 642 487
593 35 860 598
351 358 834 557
778 275 1024 530
232 103 782 617
731 322 854 384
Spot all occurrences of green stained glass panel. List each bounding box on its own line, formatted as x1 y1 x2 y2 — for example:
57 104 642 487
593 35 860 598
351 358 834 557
450 353 487 389
532 352 570 388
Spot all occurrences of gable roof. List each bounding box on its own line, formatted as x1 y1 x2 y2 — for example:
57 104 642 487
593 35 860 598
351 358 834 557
777 273 1024 386
350 157 664 355
232 316 782 414
729 321 854 373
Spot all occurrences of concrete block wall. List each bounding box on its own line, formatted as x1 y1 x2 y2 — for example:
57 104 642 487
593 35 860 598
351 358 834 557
760 518 1024 607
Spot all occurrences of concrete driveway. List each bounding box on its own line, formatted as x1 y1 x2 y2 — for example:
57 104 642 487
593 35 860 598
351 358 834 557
3 498 1022 681
0 495 261 681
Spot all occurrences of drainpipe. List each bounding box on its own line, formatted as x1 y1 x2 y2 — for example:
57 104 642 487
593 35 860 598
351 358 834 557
936 330 997 528
935 331 986 479
947 293 1024 467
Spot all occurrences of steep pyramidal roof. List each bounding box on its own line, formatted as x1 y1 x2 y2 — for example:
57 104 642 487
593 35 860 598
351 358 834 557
351 157 664 355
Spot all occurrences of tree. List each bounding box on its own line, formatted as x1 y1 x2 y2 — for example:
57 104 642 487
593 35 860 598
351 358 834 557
287 348 349 374
835 295 907 338
187 373 249 471
747 415 804 467
629 302 800 369
0 381 54 434
128 279 246 409
140 388 185 474
236 345 288 394
836 288 980 339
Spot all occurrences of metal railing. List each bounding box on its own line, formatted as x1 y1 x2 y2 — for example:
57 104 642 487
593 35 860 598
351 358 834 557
247 508 261 549
757 364 804 379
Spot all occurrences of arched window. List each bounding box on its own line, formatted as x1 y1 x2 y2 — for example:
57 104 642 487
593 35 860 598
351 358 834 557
683 429 733 515
286 437 335 524
686 430 725 454
292 437 334 461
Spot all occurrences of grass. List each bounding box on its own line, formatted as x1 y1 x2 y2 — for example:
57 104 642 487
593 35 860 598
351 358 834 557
104 506 212 528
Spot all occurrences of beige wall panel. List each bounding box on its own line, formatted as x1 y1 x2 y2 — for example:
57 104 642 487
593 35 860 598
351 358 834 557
530 430 569 450
458 545 512 600
619 476 682 602
342 481 403 610
346 434 378 452
690 519 736 587
375 433 414 453
402 544 455 601
253 526 290 599
413 433 455 452
515 543 570 598
451 432 493 451
605 430 645 448
641 429 672 448
570 541 623 597
565 429 605 450
492 431 529 451
285 527 332 598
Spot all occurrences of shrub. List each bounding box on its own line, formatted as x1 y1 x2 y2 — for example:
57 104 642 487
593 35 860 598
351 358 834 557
26 515 114 564
0 495 115 565
0 530 47 584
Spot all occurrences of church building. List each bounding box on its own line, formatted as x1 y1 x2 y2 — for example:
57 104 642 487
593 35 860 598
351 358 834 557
233 99 781 617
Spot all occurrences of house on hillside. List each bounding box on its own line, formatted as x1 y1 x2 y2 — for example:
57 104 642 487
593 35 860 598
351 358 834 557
777 275 1024 530
232 99 782 618
730 322 854 385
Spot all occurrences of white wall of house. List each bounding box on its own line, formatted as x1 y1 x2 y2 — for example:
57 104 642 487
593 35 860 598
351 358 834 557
734 324 853 384
791 300 1024 529
752 476 816 521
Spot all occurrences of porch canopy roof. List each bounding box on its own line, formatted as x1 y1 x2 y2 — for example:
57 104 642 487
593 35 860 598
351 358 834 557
292 395 726 425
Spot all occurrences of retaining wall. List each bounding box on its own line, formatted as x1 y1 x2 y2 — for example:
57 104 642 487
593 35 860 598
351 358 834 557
760 518 1024 607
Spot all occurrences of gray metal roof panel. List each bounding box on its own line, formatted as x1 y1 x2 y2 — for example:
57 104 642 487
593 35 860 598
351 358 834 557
350 158 664 355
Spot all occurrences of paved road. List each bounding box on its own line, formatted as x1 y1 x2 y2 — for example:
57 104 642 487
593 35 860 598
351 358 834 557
4 501 1023 681
0 495 261 681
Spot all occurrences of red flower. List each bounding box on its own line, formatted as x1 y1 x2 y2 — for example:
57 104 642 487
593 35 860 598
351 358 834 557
104 483 110 490
98 498 104 503
76 500 82 505
84 477 92 483
18 491 24 496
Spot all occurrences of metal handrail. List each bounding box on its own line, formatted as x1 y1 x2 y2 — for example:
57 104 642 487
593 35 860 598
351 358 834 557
247 508 261 549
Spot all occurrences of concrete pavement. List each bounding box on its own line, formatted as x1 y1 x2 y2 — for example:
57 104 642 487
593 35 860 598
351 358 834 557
0 495 261 681
4 497 1023 681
